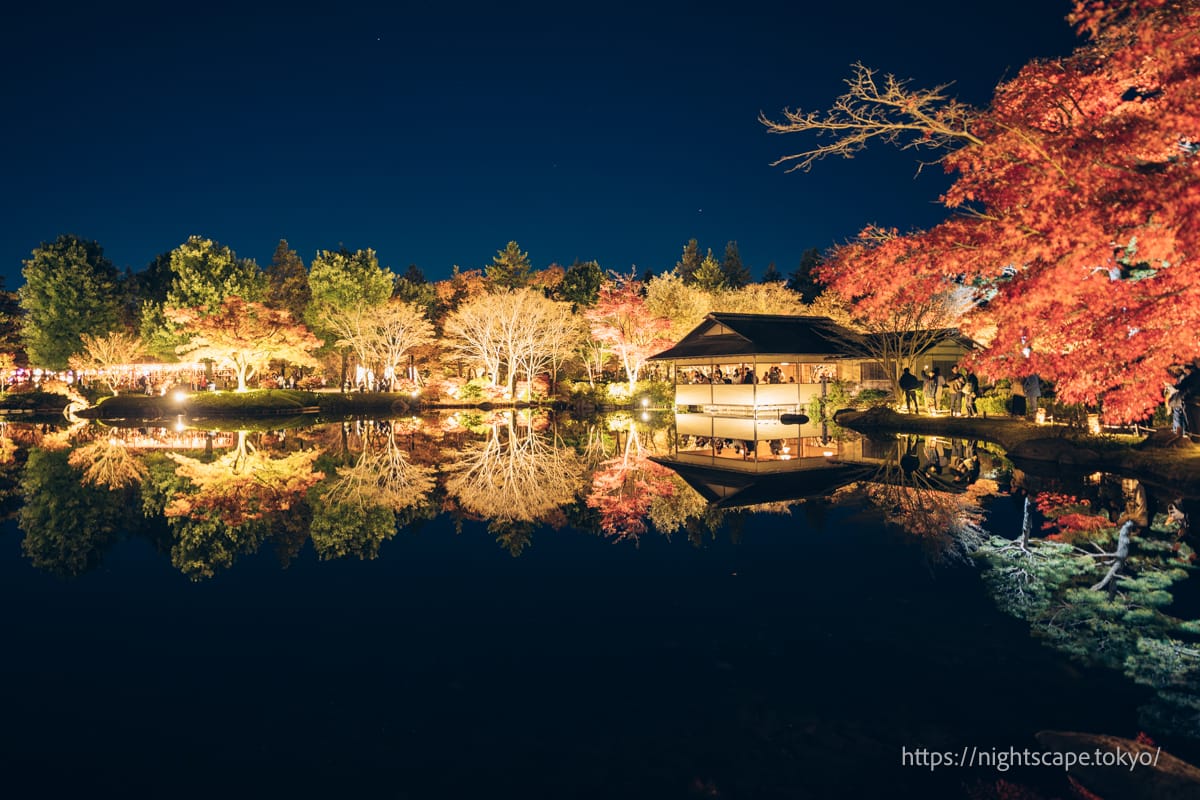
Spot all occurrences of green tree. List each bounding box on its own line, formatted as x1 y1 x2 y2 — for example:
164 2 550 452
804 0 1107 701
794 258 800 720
164 235 267 311
265 239 310 321
720 240 751 289
19 235 122 368
692 249 726 293
393 263 438 320
761 262 783 283
676 238 702 284
306 247 395 384
487 241 533 289
557 259 604 308
0 277 24 361
140 236 268 360
787 247 824 301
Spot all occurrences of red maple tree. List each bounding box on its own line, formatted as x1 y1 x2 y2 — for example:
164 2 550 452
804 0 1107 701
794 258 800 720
767 1 1200 422
584 273 674 393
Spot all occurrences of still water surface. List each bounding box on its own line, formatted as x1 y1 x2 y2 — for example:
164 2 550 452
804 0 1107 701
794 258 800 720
0 412 1194 798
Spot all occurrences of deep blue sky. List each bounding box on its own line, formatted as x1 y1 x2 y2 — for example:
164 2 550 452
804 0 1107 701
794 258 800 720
2 1 1081 287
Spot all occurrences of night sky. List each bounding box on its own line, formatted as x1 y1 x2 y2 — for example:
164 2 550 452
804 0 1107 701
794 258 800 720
2 1 1080 288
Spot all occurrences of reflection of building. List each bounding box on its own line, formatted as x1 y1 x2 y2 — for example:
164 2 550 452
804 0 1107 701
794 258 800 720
107 427 237 450
648 313 973 450
655 432 982 509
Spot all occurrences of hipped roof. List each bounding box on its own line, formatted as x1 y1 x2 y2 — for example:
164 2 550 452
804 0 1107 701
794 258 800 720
647 313 859 361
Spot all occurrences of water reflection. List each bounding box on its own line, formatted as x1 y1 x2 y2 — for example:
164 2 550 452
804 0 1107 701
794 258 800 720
5 412 1198 753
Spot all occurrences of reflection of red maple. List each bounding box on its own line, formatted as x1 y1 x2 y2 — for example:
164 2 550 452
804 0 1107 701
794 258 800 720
586 426 676 540
781 2 1200 422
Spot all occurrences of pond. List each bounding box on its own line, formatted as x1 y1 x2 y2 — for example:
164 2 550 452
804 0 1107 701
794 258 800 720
0 411 1196 799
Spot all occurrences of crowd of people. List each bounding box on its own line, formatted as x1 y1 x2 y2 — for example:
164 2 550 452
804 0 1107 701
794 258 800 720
898 364 983 417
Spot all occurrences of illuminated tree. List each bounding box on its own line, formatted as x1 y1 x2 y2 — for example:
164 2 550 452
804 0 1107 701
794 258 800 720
140 235 267 360
486 240 533 289
444 289 581 397
807 283 970 402
321 299 436 386
444 412 584 523
585 273 674 393
645 270 713 342
167 297 321 391
762 2 1200 422
67 331 148 395
692 249 726 293
19 235 122 368
306 247 395 383
713 282 804 316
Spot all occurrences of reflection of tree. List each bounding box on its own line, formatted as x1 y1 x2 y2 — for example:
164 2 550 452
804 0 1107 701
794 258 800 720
832 437 995 563
309 422 436 560
320 423 435 513
309 500 396 561
586 420 676 541
19 448 134 577
68 438 148 490
978 495 1200 739
647 473 710 537
444 412 584 524
164 430 324 526
489 519 535 557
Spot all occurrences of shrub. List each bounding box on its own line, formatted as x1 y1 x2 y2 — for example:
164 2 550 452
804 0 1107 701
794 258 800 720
854 388 893 408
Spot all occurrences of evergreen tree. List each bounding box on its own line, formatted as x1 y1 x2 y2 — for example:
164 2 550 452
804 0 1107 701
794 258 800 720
558 259 604 309
787 247 824 301
693 249 726 293
265 239 311 322
720 240 751 289
19 234 122 368
164 235 267 311
761 262 783 283
0 277 25 361
487 241 533 289
401 264 426 284
676 238 702 284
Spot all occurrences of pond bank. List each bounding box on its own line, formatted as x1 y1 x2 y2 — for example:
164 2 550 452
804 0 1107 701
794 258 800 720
835 406 1200 496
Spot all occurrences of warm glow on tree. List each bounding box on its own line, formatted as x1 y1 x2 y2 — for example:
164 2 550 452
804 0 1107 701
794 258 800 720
167 297 321 391
764 0 1200 422
68 331 148 395
585 273 674 393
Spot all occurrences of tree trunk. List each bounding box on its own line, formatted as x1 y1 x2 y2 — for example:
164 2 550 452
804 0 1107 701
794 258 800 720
1091 520 1134 593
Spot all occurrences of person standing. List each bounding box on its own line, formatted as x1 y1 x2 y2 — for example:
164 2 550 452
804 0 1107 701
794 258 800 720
932 366 947 412
1011 376 1027 417
948 366 965 417
964 370 980 417
922 367 937 414
899 367 920 414
1023 374 1042 417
